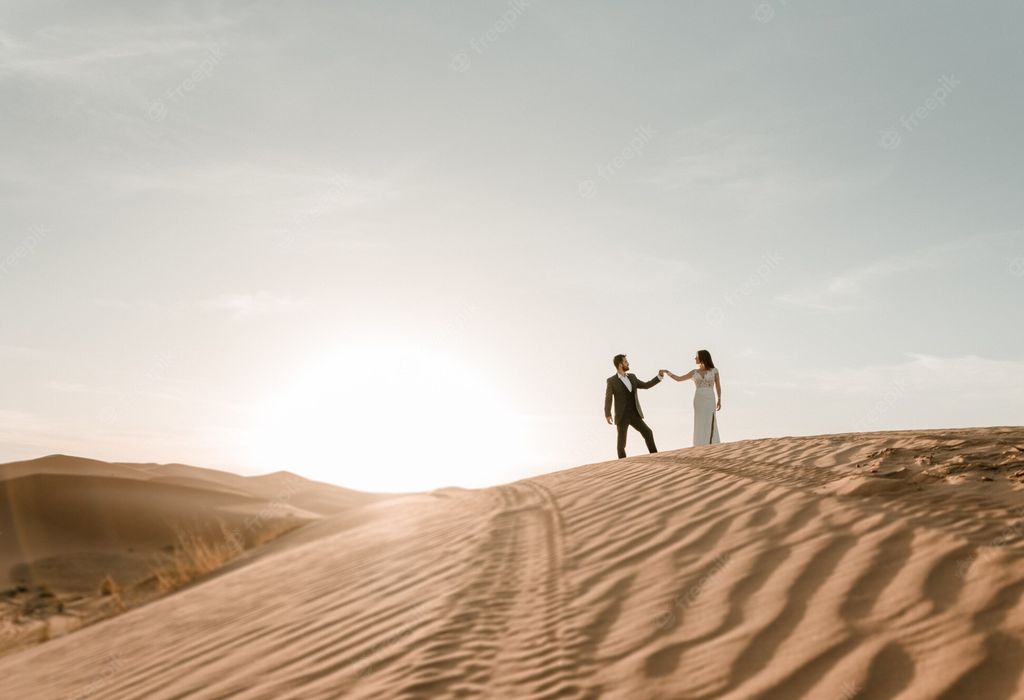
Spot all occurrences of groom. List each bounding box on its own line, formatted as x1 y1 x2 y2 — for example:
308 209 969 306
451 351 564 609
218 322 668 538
604 354 663 459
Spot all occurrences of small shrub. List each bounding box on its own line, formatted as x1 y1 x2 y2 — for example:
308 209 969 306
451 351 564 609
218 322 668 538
98 575 120 597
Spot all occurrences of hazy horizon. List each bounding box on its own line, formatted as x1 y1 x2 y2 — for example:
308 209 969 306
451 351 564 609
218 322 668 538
2 1 1022 491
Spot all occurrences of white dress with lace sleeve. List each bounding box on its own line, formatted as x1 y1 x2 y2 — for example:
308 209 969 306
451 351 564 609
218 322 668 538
692 367 721 445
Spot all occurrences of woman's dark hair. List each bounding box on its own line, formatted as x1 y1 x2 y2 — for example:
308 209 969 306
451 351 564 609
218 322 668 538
696 349 715 369
612 353 627 369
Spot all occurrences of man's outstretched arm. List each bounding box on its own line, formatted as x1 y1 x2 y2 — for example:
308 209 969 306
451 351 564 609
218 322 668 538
634 374 662 389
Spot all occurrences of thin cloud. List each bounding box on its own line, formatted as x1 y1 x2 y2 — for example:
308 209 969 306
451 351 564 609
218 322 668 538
92 292 306 320
0 17 239 81
805 353 1024 397
774 234 1007 313
2 35 210 82
46 380 116 395
772 292 859 313
0 343 40 357
639 120 893 210
825 256 938 295
201 291 302 319
738 353 1024 402
773 255 928 312
92 298 167 311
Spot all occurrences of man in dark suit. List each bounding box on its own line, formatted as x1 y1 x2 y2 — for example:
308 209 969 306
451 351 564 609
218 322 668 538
604 353 663 459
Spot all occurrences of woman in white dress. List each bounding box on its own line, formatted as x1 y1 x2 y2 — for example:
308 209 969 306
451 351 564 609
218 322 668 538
662 349 722 445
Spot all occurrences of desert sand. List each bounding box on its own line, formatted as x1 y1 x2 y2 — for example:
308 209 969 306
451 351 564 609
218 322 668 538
2 427 1024 699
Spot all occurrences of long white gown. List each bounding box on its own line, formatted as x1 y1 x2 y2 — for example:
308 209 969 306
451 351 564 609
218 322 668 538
692 367 721 445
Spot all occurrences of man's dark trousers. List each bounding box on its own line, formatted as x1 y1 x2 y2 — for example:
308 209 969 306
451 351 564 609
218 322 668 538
617 404 657 458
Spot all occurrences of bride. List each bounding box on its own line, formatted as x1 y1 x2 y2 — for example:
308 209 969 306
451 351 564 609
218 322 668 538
661 349 722 445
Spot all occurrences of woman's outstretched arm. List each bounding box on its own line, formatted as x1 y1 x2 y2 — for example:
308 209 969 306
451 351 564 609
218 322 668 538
661 369 694 382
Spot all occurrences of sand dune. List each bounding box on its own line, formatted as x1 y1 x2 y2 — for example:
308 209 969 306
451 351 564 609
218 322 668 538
0 455 380 656
2 428 1024 698
0 454 374 514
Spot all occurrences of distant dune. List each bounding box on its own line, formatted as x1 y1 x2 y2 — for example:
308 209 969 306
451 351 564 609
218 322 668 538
0 454 381 655
2 428 1024 698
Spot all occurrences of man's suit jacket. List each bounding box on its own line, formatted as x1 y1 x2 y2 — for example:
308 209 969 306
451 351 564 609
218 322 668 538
605 372 661 425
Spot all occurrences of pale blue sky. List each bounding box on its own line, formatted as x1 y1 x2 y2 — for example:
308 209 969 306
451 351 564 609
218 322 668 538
1 1 1022 491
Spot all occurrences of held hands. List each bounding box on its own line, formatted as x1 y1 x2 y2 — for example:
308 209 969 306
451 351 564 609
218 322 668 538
658 369 666 378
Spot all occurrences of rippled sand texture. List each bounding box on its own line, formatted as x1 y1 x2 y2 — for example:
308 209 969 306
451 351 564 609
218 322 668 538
2 427 1023 699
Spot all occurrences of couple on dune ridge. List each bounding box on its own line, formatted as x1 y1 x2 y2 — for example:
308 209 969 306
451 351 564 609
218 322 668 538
604 350 722 459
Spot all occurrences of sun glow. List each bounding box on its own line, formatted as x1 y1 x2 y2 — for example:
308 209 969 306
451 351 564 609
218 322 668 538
248 342 531 493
